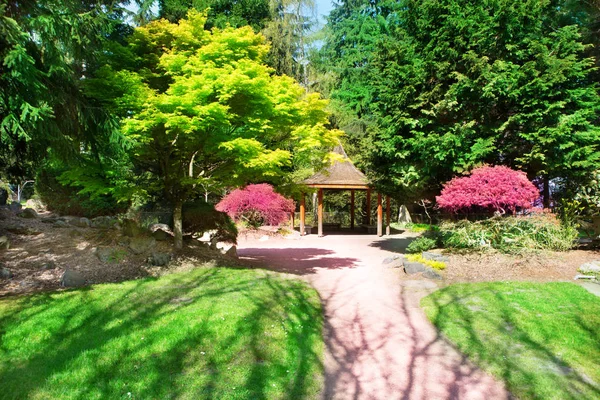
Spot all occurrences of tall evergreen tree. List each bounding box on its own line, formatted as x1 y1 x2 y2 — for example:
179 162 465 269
262 0 316 85
310 0 393 167
369 0 600 204
0 1 126 180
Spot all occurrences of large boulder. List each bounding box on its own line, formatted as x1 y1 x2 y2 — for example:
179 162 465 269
383 256 404 269
0 236 10 250
129 237 156 255
91 216 119 229
579 261 600 275
9 203 22 212
69 217 91 228
0 266 13 279
423 268 443 280
148 252 171 266
150 223 172 241
17 208 38 219
122 218 143 237
404 261 426 275
398 204 412 225
61 269 87 287
422 252 449 262
53 220 69 228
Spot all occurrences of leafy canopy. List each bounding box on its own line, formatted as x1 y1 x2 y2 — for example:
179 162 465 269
103 10 339 245
336 0 600 200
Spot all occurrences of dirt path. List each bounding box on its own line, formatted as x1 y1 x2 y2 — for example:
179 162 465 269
238 233 509 400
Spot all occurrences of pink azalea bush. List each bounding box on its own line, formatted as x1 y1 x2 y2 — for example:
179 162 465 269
216 184 295 227
436 166 539 214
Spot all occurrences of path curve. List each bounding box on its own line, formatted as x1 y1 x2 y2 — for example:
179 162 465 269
238 233 509 400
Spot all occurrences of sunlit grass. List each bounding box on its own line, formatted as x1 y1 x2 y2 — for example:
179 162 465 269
0 267 323 400
422 282 600 399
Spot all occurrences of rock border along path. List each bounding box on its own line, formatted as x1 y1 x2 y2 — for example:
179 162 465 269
238 233 508 400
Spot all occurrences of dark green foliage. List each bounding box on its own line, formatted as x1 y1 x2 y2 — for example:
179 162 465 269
369 0 600 198
0 1 127 180
439 214 578 253
311 0 394 176
158 0 270 30
183 201 238 243
406 236 437 254
36 168 127 218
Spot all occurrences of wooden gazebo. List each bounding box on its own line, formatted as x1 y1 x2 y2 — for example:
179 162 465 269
299 145 391 237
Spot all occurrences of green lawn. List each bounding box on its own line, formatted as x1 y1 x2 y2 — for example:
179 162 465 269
0 267 324 400
422 282 600 400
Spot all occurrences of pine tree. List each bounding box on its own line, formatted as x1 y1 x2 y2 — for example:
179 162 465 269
369 0 600 204
0 1 126 180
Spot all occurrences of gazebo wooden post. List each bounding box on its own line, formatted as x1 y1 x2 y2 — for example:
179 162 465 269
300 194 306 236
350 190 355 230
386 195 391 235
377 193 383 237
317 188 324 237
366 188 371 225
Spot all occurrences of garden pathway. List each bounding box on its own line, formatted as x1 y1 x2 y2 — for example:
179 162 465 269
237 232 509 400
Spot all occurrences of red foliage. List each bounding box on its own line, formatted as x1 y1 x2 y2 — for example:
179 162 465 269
216 184 295 226
436 166 539 214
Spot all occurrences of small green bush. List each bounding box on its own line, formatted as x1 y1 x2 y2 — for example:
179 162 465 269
406 236 437 253
440 212 577 253
406 223 438 233
183 201 238 244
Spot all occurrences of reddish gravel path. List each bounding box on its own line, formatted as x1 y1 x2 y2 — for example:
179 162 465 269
238 232 509 400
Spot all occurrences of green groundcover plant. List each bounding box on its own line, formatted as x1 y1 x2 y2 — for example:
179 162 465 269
405 236 437 254
440 211 577 253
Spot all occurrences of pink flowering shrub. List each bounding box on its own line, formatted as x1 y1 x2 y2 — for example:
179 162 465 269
216 184 295 227
436 166 539 214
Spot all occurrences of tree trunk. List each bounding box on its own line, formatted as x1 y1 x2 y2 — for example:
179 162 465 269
543 175 550 209
173 199 183 250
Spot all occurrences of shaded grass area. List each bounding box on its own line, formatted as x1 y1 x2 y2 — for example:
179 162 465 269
422 282 600 399
0 267 323 400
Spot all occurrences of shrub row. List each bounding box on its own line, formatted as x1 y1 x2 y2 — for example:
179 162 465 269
438 213 577 253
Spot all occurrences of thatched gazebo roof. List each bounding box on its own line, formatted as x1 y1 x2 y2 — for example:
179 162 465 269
304 144 369 189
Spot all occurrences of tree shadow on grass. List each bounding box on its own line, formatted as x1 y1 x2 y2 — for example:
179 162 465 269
238 248 360 275
423 284 600 399
0 267 324 399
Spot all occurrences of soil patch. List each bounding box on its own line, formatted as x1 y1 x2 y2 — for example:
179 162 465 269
443 250 599 283
0 209 235 297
